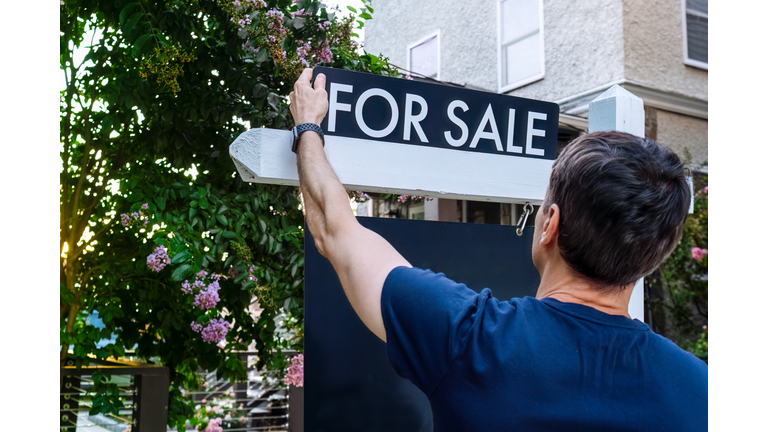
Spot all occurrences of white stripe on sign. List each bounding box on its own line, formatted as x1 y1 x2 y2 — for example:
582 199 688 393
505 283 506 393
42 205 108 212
229 128 553 205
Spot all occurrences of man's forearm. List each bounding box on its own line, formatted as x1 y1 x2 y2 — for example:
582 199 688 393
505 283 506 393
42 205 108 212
296 131 356 256
289 68 410 342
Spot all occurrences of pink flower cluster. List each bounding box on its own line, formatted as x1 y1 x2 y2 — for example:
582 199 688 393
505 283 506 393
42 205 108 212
182 271 227 310
316 41 332 64
147 246 170 272
121 203 150 227
351 191 370 203
202 318 230 344
296 40 312 67
284 354 304 387
190 318 230 344
397 195 423 204
227 265 258 283
266 9 287 37
691 247 708 262
203 418 223 432
194 282 221 310
236 15 252 28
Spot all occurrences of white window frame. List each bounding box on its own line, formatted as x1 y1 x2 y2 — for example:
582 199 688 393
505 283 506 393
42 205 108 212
681 0 708 70
406 30 441 80
497 0 546 93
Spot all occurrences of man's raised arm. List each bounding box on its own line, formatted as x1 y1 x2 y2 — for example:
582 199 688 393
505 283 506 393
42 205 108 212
289 68 411 342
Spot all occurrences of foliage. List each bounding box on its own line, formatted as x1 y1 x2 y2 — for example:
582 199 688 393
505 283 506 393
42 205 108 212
646 177 708 361
88 370 126 416
190 393 248 431
60 0 399 428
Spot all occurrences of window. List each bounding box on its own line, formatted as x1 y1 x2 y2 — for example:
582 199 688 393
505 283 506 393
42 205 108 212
407 31 440 79
498 0 545 92
683 0 708 69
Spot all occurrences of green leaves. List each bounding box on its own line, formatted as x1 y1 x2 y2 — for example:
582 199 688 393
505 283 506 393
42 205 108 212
172 264 192 281
127 191 144 202
133 34 152 57
89 370 125 416
119 2 141 26
171 250 191 264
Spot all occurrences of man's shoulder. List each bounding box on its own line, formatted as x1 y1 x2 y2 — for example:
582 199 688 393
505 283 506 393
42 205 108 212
645 328 709 373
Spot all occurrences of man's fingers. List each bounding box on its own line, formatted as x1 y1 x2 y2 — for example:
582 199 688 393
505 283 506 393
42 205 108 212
313 73 326 91
295 68 312 88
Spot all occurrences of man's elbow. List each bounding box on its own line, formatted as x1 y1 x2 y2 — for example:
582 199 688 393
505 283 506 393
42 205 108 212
313 233 330 258
308 217 358 261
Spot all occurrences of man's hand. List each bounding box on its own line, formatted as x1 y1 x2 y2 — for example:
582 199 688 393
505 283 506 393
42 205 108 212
289 68 328 126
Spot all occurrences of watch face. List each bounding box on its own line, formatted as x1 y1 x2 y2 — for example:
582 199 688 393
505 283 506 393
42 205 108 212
293 126 299 140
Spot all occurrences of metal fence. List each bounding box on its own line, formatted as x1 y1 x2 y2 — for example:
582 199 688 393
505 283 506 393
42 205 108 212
61 352 300 432
60 356 169 432
182 352 291 431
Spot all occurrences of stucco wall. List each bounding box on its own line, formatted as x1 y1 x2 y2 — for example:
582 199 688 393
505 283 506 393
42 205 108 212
623 0 708 101
365 0 498 92
655 109 708 168
506 0 626 102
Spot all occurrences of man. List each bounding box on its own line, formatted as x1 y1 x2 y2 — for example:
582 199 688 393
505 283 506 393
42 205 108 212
289 69 707 431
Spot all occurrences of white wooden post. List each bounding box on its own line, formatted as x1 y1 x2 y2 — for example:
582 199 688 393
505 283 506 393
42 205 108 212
588 85 645 322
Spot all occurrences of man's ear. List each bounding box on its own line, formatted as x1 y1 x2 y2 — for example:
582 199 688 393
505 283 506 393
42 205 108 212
540 203 560 246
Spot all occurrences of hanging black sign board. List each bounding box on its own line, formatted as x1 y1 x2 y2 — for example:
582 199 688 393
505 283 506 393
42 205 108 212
313 66 559 160
304 217 541 431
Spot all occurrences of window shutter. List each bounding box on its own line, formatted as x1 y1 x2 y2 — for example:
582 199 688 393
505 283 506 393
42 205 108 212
500 0 543 89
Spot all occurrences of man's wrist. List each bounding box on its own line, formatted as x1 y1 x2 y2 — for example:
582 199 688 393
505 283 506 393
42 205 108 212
292 123 325 153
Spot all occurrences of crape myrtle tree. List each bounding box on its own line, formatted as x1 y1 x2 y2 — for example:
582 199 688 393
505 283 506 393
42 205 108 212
60 0 398 426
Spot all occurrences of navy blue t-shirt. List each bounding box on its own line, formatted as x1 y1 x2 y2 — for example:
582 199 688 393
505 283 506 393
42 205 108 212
381 267 707 431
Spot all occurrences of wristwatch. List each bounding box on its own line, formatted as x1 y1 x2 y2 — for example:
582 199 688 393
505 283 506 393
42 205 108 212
292 123 325 153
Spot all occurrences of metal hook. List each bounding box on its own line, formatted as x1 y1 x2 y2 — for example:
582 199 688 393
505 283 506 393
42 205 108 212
516 202 534 236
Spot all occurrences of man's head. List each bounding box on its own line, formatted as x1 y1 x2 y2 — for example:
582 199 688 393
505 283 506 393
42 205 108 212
534 131 690 291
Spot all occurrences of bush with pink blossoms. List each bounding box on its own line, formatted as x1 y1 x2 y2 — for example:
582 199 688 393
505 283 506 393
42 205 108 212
648 175 708 361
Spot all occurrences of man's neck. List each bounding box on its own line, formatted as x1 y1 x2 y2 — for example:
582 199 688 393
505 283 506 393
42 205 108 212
534 265 633 318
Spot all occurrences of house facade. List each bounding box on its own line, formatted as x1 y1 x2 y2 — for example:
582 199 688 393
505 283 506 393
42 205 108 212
358 0 707 226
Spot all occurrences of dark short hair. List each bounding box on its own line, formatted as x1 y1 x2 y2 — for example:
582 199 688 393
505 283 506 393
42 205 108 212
543 131 690 290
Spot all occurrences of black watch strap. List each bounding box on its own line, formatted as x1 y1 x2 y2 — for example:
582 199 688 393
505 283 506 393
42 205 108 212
292 123 325 153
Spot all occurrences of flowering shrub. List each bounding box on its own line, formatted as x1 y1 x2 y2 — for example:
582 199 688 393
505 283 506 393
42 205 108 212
647 178 708 361
61 0 402 430
217 0 392 84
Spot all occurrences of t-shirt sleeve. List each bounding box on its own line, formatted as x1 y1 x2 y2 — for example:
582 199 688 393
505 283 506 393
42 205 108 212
381 266 494 397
